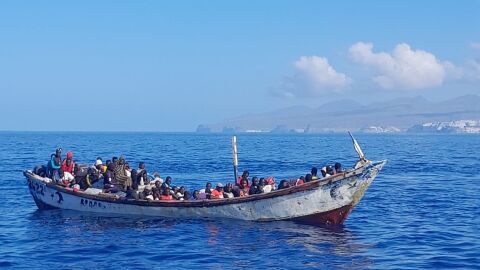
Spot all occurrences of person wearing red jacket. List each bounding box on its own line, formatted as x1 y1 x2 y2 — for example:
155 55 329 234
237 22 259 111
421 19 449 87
61 151 75 175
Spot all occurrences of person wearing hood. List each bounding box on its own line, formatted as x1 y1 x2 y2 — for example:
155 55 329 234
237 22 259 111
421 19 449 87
103 163 118 193
61 151 75 175
47 148 62 182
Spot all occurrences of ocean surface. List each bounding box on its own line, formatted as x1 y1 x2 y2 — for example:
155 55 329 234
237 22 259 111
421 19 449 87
0 132 479 269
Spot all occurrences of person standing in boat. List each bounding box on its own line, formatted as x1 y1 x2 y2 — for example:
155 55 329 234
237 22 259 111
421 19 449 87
103 162 118 193
131 162 148 190
47 148 62 182
113 156 132 191
236 170 250 187
60 151 75 175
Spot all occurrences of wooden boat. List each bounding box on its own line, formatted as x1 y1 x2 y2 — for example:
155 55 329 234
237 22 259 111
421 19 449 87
24 134 386 226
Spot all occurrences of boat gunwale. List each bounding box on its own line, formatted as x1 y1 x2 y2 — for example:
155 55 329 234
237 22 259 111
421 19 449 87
24 165 364 208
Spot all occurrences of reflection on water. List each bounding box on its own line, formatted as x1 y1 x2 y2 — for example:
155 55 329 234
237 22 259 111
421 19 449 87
23 210 372 269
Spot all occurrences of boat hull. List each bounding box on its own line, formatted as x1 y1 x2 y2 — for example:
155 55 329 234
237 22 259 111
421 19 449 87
25 160 386 226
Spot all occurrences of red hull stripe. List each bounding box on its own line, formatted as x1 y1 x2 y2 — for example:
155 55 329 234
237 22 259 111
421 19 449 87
290 204 354 226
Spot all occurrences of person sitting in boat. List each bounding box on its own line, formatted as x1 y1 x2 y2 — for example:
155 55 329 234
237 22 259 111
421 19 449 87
334 162 343 174
294 176 305 186
47 148 62 182
171 186 180 199
139 186 152 200
192 190 201 200
149 172 163 186
81 159 106 189
238 178 250 197
94 159 107 173
261 178 272 193
59 169 75 187
326 165 335 176
210 183 224 199
204 182 213 199
249 177 262 195
236 170 250 187
223 183 235 198
265 176 275 191
321 167 330 178
183 190 191 200
151 187 161 200
175 186 186 201
154 180 162 191
160 187 173 201
304 173 313 183
145 188 154 201
311 167 319 180
258 178 267 193
161 176 172 191
278 180 291 190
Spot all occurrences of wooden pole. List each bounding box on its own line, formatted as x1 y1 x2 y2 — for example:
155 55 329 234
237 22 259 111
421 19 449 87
232 136 238 183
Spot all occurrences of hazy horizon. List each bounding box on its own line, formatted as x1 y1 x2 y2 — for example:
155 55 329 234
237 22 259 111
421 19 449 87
1 1 479 131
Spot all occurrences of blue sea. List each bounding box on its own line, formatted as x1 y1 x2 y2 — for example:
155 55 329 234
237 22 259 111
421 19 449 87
0 132 479 269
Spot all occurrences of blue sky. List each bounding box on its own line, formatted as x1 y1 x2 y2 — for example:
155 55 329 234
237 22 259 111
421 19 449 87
0 0 479 131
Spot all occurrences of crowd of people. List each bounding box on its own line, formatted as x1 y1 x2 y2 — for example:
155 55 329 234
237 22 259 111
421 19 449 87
34 148 344 201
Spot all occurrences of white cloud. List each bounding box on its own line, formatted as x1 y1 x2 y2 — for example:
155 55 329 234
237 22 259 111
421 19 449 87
349 42 457 90
471 42 480 50
275 56 351 97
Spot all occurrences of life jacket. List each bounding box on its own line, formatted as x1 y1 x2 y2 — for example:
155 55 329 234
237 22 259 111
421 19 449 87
160 195 172 200
295 179 305 186
237 177 250 188
211 189 224 199
61 159 75 174
265 176 275 186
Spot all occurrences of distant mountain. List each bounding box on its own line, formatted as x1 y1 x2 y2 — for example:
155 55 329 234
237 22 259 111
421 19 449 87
407 120 480 134
199 95 480 133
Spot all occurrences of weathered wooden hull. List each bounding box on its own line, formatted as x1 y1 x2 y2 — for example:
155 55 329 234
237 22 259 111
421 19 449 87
25 160 386 226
